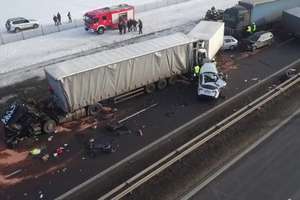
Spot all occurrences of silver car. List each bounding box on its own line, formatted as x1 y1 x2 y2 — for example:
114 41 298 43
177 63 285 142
198 62 227 99
222 35 238 50
245 31 274 51
6 17 39 33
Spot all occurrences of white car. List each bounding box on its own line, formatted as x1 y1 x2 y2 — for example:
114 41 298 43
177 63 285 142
6 17 39 33
222 35 238 50
198 62 227 99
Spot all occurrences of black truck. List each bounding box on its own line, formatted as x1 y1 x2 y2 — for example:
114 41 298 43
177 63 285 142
223 0 300 36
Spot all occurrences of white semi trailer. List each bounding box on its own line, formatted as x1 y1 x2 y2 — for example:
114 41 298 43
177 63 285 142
44 20 224 126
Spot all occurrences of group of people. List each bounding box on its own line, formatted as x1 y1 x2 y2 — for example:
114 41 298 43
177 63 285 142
118 18 143 35
53 12 72 26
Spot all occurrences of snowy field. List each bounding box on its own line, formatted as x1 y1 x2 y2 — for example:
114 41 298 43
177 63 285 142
0 0 238 87
0 0 161 29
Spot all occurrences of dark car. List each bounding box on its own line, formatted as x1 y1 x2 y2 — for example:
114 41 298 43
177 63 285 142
244 31 274 51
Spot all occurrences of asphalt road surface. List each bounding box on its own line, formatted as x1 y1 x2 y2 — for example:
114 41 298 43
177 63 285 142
189 112 300 200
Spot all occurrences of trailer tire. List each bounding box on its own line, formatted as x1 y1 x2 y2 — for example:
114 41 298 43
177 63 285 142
43 119 57 134
168 76 177 85
145 83 156 94
88 104 101 116
157 79 167 90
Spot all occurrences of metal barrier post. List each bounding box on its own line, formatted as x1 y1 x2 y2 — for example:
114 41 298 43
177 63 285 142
0 32 4 45
41 24 45 35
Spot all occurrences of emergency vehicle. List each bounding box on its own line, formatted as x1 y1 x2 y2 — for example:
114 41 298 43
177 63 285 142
83 4 135 34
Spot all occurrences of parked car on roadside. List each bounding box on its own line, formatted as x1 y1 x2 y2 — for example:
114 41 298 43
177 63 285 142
222 35 239 50
244 31 274 51
5 17 39 33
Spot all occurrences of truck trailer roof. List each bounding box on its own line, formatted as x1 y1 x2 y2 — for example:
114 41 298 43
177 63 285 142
239 0 277 6
45 33 191 80
284 7 300 17
188 20 224 41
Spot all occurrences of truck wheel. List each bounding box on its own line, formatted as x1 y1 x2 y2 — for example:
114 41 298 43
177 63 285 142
145 83 156 94
168 76 177 85
87 104 100 116
33 24 39 29
97 27 105 34
15 28 20 33
157 79 167 90
43 119 57 134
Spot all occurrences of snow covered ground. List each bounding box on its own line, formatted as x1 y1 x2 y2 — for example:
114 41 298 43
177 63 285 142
0 0 238 87
0 0 160 29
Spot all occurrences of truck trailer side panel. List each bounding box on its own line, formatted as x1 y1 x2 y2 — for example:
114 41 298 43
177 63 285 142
283 7 300 37
239 0 300 26
45 33 191 113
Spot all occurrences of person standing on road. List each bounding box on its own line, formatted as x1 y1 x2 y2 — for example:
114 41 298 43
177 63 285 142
127 19 132 32
67 11 72 23
132 19 137 31
53 15 58 26
138 19 143 34
251 22 256 33
192 65 200 79
122 19 127 34
57 12 62 25
118 21 123 35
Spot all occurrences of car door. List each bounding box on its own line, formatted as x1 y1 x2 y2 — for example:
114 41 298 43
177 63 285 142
256 34 264 48
23 19 32 28
223 38 231 49
16 19 26 29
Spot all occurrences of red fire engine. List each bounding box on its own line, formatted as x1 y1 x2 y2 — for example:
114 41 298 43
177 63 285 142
83 4 135 34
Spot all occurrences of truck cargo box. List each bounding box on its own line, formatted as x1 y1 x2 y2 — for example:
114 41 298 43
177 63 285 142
239 0 300 26
45 33 192 113
187 21 224 60
283 7 300 37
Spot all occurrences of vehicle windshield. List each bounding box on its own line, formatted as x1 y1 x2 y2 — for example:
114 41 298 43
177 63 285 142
84 15 98 24
202 72 218 84
201 84 218 90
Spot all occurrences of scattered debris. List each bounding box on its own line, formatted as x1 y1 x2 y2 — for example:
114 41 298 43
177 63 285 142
106 122 125 132
115 126 132 136
30 148 41 156
38 190 44 199
138 129 143 136
48 135 54 141
5 169 23 178
86 138 116 157
41 154 50 162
